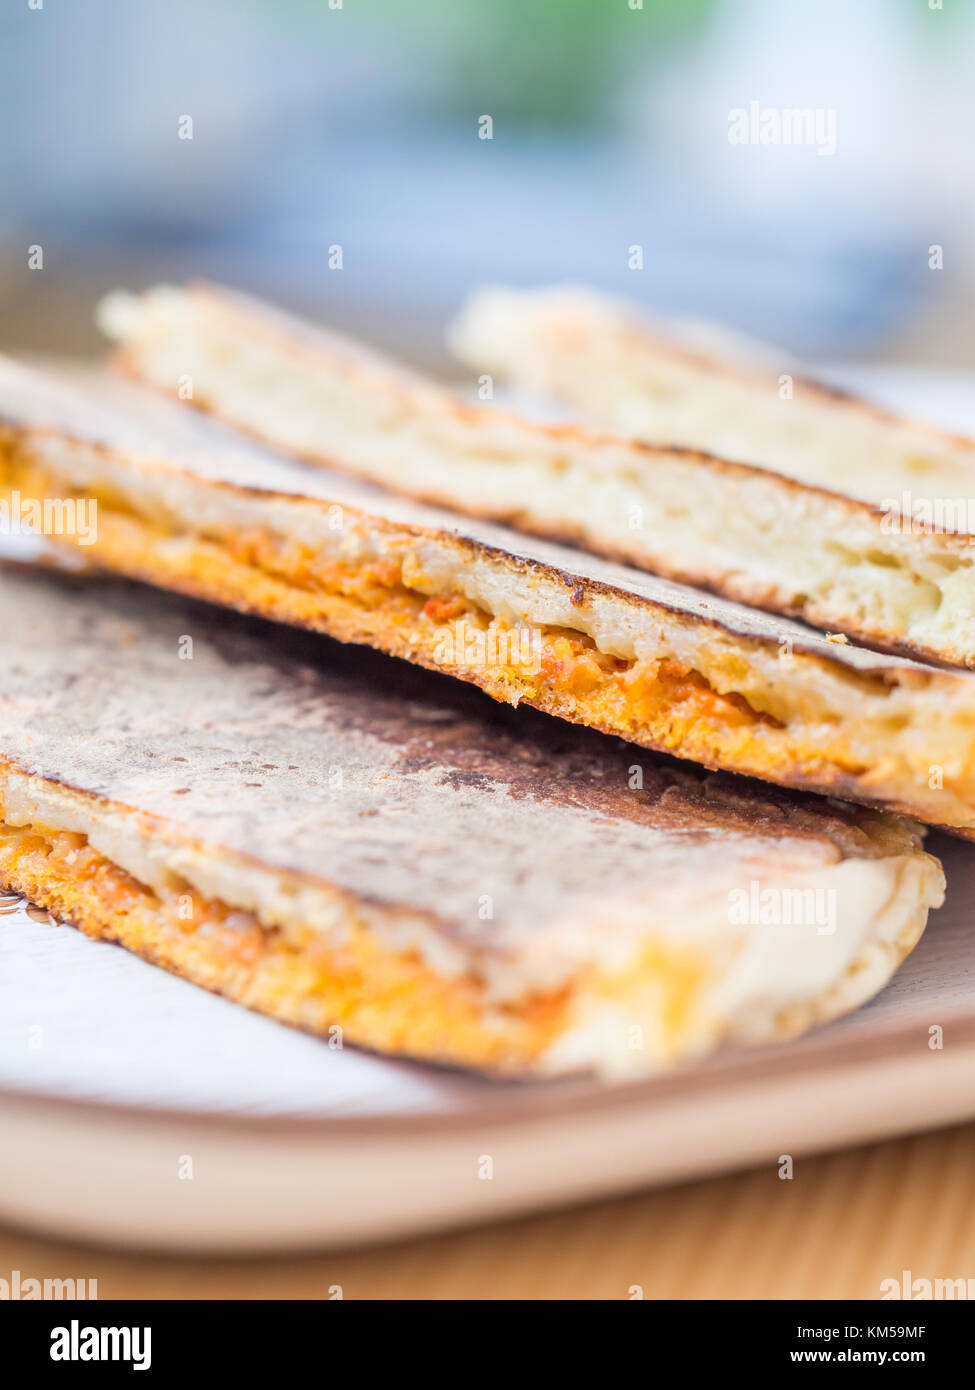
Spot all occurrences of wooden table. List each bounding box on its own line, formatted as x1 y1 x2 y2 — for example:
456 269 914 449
3 1120 973 1300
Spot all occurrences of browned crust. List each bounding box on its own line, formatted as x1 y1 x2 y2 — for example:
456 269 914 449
457 506 974 671
0 562 936 859
272 430 975 669
0 753 454 931
39 546 953 827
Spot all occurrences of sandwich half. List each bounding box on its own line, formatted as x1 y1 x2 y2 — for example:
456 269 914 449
99 281 975 667
0 568 945 1077
4 357 975 831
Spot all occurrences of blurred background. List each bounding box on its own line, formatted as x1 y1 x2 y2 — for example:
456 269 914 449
2 0 974 374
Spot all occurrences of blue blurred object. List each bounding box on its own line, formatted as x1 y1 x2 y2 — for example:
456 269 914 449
1 0 971 359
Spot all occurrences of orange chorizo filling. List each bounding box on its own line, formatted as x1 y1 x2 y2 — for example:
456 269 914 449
0 815 712 1072
224 521 770 728
0 817 576 1070
1 449 780 745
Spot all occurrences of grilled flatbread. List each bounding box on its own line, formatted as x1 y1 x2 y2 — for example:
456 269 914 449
0 568 945 1076
3 357 975 831
449 284 975 665
97 281 975 668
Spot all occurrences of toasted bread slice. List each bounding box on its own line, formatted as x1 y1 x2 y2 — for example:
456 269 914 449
450 284 975 664
449 285 975 507
98 281 975 667
3 357 975 830
0 568 945 1076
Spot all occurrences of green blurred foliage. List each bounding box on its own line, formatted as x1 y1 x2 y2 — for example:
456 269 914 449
404 0 718 127
285 0 720 129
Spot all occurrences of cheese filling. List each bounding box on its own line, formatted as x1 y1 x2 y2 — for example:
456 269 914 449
4 445 975 826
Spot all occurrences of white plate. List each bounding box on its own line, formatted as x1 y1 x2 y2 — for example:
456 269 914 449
2 830 975 1253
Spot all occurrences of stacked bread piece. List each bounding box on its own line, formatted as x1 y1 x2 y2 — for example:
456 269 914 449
4 279 972 1076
